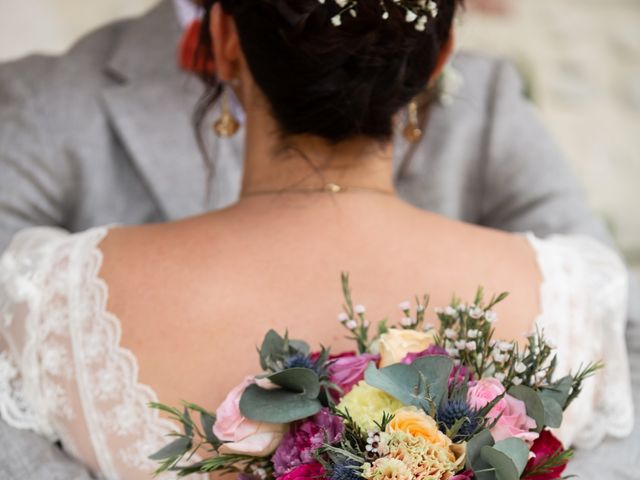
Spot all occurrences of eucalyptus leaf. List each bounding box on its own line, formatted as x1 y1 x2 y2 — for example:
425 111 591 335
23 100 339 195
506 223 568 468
289 340 311 356
267 368 321 398
148 436 191 461
239 384 322 423
508 385 545 432
466 430 494 479
259 330 285 370
479 437 531 480
539 395 563 428
364 362 421 406
540 376 572 409
492 438 529 474
411 355 453 407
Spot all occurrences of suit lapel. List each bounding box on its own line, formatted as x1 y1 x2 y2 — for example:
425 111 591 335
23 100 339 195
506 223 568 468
101 0 244 220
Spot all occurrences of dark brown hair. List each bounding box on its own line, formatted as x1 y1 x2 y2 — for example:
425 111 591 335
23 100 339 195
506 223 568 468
196 0 461 143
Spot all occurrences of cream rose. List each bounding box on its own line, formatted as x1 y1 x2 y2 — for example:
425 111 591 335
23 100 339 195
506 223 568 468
378 329 436 367
213 376 287 456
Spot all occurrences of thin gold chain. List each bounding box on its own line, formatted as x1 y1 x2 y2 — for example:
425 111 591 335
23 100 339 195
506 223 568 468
241 182 395 198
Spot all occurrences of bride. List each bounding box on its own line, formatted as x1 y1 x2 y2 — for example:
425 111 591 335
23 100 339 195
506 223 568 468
0 0 633 478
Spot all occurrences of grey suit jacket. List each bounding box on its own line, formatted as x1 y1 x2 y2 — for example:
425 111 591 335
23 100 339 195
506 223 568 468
0 1 637 478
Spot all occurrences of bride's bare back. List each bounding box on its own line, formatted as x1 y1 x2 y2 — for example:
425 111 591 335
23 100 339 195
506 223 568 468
99 193 541 415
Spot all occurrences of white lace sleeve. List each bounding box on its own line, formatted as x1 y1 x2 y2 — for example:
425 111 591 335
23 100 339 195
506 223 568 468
0 227 70 441
528 234 634 449
0 227 193 480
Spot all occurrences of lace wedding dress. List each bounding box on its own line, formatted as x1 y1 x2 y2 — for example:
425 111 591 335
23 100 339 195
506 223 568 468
0 226 634 480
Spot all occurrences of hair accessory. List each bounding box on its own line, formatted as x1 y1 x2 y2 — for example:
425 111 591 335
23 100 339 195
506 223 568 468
322 0 439 30
213 87 240 138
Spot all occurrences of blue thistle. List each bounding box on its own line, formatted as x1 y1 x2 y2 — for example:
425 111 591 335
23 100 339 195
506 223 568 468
331 460 362 480
284 353 317 371
437 399 479 441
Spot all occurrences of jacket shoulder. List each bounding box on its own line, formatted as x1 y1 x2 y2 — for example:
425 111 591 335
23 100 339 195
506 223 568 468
449 51 527 109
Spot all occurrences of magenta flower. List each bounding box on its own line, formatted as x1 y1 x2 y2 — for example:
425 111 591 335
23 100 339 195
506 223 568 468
277 463 326 480
328 352 379 396
272 409 344 476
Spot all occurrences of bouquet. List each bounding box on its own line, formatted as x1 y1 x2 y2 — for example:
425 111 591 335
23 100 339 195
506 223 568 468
150 274 600 480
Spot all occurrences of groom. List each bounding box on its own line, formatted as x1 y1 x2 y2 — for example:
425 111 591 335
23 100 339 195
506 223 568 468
0 1 637 479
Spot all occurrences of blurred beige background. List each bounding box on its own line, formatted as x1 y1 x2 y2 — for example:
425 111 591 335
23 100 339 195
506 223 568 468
0 0 638 275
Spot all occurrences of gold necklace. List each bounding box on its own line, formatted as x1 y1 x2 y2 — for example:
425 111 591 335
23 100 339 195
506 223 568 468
242 182 395 198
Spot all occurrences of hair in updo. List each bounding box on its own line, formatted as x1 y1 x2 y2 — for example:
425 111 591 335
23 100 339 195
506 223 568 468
197 0 462 143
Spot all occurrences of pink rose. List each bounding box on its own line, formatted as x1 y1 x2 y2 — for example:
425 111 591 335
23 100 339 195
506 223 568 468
213 376 287 456
277 462 326 480
467 378 539 444
328 353 379 396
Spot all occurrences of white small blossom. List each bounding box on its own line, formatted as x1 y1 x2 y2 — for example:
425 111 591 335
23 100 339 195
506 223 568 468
444 328 457 339
457 303 467 312
512 377 523 386
494 372 506 382
466 341 477 351
489 339 497 347
515 362 527 374
445 306 457 316
398 301 411 311
467 329 479 339
345 320 358 330
446 348 460 358
355 304 366 315
416 304 425 313
331 14 342 26
485 310 498 323
338 312 349 323
535 371 547 382
401 317 416 327
469 307 484 319
498 341 514 352
363 320 371 328
493 352 506 363
455 340 467 351
434 307 444 315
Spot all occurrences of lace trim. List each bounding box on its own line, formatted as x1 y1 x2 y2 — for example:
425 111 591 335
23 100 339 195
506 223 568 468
526 233 634 449
71 227 184 479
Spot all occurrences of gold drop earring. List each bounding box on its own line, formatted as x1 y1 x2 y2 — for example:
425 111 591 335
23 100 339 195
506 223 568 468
213 84 240 138
403 100 423 143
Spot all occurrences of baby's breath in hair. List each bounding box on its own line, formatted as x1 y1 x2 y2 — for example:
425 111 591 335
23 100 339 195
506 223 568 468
321 0 439 30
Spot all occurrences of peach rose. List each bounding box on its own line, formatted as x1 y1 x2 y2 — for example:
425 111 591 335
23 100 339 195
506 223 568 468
213 376 287 456
379 329 436 367
387 406 453 455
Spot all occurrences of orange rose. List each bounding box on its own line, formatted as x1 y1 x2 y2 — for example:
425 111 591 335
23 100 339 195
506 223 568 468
387 407 453 457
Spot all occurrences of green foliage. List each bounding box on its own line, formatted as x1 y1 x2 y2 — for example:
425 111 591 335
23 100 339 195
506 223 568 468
364 357 453 414
508 386 545 432
480 438 530 480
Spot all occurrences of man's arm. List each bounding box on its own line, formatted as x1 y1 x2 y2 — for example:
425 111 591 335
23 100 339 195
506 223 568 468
0 421 94 480
477 58 640 324
0 56 74 253
0 58 94 480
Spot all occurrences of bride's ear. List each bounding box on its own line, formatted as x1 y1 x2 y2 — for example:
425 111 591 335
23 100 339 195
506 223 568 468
429 29 456 84
210 3 241 82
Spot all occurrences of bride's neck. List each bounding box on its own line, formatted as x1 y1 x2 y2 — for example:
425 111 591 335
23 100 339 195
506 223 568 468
239 103 395 196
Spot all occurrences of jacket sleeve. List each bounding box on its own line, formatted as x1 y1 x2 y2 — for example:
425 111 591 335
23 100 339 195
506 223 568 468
0 420 95 480
0 57 74 255
477 58 639 324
